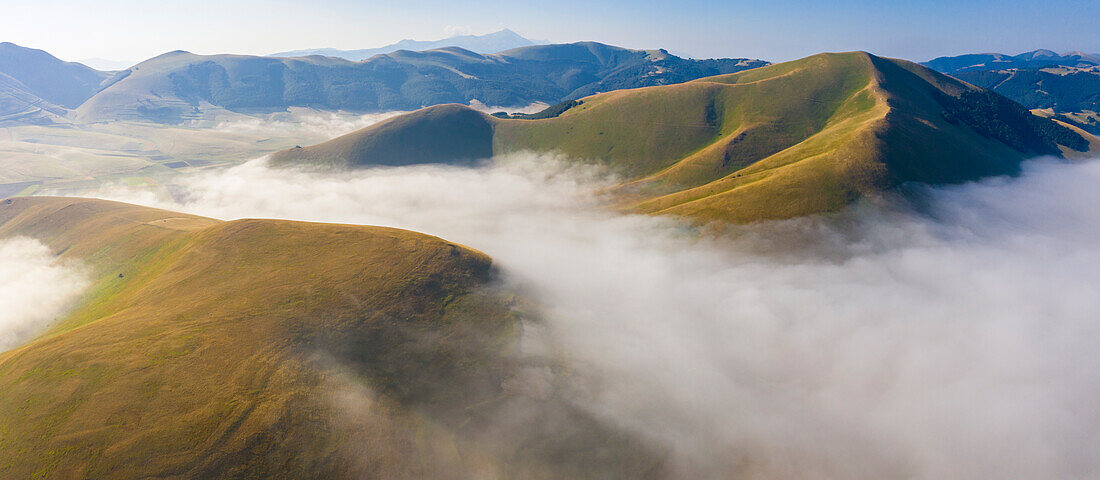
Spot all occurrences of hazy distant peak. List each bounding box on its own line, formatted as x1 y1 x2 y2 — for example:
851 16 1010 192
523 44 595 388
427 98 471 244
1018 48 1059 59
269 28 543 60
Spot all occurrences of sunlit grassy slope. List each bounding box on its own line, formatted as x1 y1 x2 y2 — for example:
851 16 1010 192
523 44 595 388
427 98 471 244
272 52 1095 223
0 197 661 479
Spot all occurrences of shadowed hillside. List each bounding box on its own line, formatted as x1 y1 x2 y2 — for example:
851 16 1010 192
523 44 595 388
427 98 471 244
272 52 1095 223
278 104 494 167
0 197 664 479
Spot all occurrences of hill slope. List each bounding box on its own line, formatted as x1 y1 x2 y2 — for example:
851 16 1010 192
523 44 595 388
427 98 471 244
0 71 68 125
271 29 542 60
0 42 112 109
0 197 662 479
272 52 1094 223
74 42 767 123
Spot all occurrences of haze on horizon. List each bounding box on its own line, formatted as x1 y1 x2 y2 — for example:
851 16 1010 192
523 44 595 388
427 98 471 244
3 0 1098 66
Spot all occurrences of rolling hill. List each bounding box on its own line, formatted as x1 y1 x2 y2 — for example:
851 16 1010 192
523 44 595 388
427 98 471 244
0 196 663 479
73 42 767 123
271 29 543 60
271 51 1095 223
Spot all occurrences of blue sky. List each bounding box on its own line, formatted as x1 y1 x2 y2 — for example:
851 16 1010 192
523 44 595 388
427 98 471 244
4 0 1099 63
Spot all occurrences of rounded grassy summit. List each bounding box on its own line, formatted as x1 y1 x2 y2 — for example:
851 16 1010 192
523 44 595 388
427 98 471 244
0 197 662 479
271 51 1096 223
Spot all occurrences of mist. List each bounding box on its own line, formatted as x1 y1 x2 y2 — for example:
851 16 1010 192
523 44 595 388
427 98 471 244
88 154 1100 479
192 109 410 139
0 237 88 353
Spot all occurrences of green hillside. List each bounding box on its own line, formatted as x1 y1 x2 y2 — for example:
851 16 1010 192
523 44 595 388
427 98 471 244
272 52 1095 223
0 197 662 479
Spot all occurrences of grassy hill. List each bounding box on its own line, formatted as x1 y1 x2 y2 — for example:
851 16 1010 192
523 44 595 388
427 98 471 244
272 52 1095 223
0 197 662 479
73 43 767 124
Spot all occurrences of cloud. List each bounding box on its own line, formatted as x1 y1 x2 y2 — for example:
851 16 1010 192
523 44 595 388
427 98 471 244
443 25 473 38
0 237 88 352
467 99 550 115
86 154 1100 479
189 109 409 140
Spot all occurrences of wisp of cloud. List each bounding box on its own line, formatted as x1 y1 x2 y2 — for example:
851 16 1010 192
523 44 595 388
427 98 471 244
91 154 1100 479
0 237 88 352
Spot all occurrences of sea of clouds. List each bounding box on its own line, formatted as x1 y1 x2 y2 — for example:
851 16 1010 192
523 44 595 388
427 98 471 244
43 153 1100 478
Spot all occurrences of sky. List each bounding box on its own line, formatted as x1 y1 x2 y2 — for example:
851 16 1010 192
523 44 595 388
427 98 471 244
2 0 1098 64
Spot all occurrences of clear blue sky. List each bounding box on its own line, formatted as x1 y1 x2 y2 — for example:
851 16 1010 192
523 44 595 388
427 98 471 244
4 0 1098 63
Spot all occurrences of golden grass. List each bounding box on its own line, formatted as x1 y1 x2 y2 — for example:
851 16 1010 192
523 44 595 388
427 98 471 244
0 197 663 478
273 52 1091 223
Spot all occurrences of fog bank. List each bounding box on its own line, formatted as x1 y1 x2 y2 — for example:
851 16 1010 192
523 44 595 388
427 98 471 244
91 155 1100 479
0 238 88 352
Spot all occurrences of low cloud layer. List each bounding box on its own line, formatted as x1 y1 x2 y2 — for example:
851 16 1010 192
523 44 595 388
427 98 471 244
194 109 410 140
0 238 88 352
92 155 1100 479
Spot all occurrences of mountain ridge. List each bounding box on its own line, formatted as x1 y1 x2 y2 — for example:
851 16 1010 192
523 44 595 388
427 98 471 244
270 28 543 60
271 51 1094 223
923 49 1100 74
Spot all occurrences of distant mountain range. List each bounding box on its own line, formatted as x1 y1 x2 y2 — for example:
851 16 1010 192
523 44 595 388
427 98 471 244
4 39 1099 137
269 29 544 60
272 52 1096 223
72 43 767 123
923 50 1100 133
0 40 767 125
923 49 1100 74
